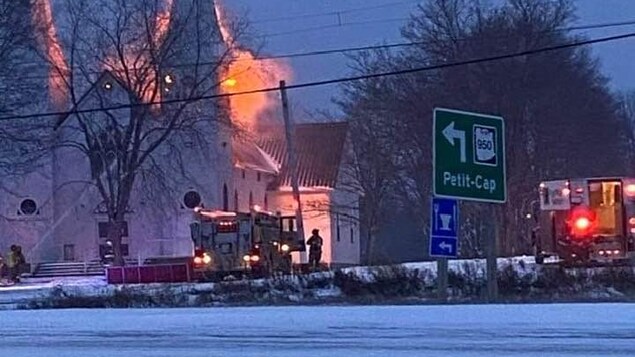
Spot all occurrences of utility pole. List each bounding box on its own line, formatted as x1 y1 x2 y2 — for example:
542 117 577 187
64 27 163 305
280 80 307 263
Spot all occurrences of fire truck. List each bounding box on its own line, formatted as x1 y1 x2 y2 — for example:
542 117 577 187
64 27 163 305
189 206 306 280
535 177 635 265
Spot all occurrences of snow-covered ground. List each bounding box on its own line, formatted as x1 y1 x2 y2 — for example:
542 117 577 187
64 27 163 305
0 277 109 309
1 304 635 357
1 255 631 310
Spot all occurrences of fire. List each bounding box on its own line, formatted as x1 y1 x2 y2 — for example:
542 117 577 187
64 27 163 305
103 0 174 105
31 0 70 111
214 2 291 132
154 0 174 47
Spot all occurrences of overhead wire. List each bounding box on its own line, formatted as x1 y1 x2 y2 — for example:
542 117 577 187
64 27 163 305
5 18 635 83
0 30 631 123
251 0 421 24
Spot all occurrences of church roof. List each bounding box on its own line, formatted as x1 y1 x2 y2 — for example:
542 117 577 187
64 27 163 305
258 122 349 189
232 138 279 174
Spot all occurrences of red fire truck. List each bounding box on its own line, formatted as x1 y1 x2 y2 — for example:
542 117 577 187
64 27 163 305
189 207 305 280
535 177 635 265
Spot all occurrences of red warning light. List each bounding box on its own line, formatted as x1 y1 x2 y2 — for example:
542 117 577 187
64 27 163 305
569 206 595 237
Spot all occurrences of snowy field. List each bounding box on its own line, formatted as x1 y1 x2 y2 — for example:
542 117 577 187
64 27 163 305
1 304 635 357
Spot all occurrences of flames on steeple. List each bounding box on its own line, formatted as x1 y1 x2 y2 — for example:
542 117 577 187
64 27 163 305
213 1 291 132
32 0 69 111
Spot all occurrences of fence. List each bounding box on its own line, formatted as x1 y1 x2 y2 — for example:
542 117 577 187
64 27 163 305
106 263 191 284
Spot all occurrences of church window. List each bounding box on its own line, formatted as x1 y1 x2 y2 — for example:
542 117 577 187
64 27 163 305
19 198 38 215
234 190 239 211
183 191 202 209
223 184 229 211
249 191 254 208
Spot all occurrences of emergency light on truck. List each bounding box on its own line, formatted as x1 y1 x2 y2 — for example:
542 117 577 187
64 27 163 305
568 206 596 237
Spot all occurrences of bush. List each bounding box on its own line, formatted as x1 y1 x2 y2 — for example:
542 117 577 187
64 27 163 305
497 265 533 298
448 262 485 298
333 266 423 299
590 268 635 293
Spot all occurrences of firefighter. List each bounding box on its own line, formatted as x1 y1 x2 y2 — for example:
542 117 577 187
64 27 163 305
306 229 323 270
7 245 19 283
0 255 6 281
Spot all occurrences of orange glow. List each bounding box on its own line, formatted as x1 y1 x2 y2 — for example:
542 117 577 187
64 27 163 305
32 0 69 110
102 0 173 106
223 78 237 87
214 3 291 132
154 0 174 47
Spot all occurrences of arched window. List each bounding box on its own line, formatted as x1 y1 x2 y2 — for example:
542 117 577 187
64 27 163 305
234 190 239 211
223 184 229 211
249 191 254 209
264 195 268 211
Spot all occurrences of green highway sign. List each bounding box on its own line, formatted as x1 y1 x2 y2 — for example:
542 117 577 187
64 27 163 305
433 108 506 203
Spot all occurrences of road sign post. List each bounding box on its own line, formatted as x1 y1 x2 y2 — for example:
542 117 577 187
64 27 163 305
432 108 506 303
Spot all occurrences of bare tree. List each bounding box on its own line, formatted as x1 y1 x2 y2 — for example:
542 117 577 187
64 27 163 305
337 50 404 264
0 0 53 177
19 0 249 265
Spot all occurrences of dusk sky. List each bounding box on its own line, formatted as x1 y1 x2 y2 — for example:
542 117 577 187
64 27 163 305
224 0 635 118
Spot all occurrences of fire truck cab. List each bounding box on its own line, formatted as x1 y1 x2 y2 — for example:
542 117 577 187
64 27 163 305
536 177 635 264
189 207 305 280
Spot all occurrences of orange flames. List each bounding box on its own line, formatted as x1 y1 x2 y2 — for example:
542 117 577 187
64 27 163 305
154 0 174 47
32 0 70 111
214 2 291 132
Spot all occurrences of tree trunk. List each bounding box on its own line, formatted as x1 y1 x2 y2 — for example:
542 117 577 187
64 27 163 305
107 220 125 266
366 231 375 265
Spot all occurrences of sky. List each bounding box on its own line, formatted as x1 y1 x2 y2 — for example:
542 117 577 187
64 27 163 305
222 0 635 119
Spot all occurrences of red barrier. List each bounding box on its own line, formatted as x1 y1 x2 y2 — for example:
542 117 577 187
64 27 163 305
106 264 191 285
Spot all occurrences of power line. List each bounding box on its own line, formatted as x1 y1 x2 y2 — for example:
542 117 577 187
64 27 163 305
7 18 635 83
2 31 632 124
261 17 410 38
260 17 635 39
251 0 421 24
255 19 635 60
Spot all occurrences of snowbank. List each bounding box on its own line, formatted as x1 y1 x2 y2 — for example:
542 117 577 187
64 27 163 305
2 256 635 310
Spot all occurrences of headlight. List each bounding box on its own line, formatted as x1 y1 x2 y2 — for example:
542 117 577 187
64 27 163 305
281 244 290 252
243 255 251 262
194 256 203 265
250 255 260 262
202 253 212 264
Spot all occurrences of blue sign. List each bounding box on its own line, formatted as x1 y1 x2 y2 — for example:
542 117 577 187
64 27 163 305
430 236 458 257
429 198 459 258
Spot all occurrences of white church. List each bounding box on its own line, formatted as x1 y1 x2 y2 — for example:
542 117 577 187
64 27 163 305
0 0 360 268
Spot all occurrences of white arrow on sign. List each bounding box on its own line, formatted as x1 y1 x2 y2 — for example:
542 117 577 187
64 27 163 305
439 241 453 253
442 121 466 163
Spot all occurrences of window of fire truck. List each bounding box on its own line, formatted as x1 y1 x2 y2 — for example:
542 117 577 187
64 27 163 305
588 181 623 236
282 217 296 232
